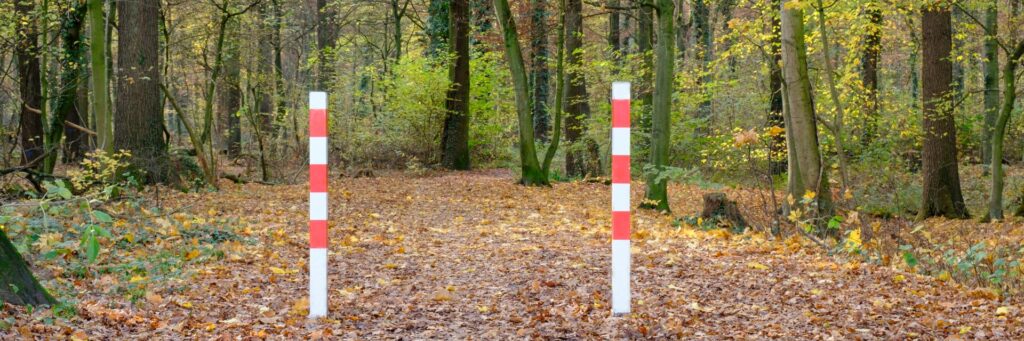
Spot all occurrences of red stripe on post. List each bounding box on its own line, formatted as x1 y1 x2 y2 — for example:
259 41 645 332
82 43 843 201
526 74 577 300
612 211 630 240
309 109 328 137
310 220 328 248
612 100 630 128
310 164 328 192
611 155 630 183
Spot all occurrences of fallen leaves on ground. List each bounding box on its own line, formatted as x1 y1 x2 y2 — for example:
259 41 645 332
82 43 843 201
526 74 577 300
2 170 1022 338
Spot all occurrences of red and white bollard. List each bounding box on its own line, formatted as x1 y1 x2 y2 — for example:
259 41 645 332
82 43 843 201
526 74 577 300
308 92 329 318
610 82 631 315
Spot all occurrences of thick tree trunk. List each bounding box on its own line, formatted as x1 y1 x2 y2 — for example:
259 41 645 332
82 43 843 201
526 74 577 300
780 0 831 220
861 3 881 145
494 0 548 185
529 0 550 141
441 0 471 170
768 0 785 175
317 0 338 88
918 7 968 219
642 0 674 212
15 0 45 167
982 3 999 166
115 0 169 183
0 230 54 306
89 0 113 154
563 0 596 177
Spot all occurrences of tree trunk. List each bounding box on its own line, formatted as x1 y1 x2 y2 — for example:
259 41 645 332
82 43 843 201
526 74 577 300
918 7 968 219
563 0 596 177
441 0 471 170
768 0 785 175
426 0 450 58
988 42 1024 220
317 0 338 88
494 0 548 185
88 0 113 154
780 0 831 221
982 3 999 167
64 77 90 163
814 0 849 192
15 0 45 167
693 0 712 136
0 231 54 306
607 0 620 54
636 4 653 153
51 3 89 169
861 3 881 145
675 0 688 60
529 0 550 141
542 0 566 174
115 0 169 183
218 22 242 158
642 0 674 212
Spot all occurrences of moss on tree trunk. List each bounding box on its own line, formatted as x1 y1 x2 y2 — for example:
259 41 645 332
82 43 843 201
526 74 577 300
0 231 54 306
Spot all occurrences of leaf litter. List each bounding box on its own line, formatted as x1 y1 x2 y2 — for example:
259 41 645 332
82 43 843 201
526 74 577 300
1 170 1021 339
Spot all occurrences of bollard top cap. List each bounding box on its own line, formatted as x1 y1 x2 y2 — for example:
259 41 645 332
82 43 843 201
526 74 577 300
611 82 630 100
309 92 328 109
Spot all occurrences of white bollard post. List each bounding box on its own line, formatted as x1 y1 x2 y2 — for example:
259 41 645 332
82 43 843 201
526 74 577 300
610 82 631 315
308 92 329 318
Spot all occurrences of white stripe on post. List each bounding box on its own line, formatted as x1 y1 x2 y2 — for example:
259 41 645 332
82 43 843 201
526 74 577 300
309 137 328 165
611 239 631 312
610 82 631 315
309 91 329 318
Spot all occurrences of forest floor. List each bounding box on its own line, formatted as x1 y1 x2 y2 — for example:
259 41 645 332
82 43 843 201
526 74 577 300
2 170 1023 339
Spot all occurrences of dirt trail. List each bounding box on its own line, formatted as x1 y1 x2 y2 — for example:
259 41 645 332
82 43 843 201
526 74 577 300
91 171 1022 339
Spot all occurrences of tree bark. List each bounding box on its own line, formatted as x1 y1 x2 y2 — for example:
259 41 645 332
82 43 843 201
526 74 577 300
780 0 831 220
636 3 653 153
441 0 471 170
529 0 550 141
918 6 968 219
494 0 548 185
51 3 89 168
218 22 242 158
768 0 785 175
0 230 54 306
115 0 169 183
563 0 597 177
317 0 338 88
988 42 1024 220
693 0 712 135
15 0 45 167
861 3 881 145
88 0 113 153
642 0 674 212
607 0 621 54
981 3 999 166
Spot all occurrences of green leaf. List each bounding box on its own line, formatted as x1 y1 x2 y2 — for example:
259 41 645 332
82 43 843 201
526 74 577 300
86 234 99 263
902 251 918 268
92 210 113 223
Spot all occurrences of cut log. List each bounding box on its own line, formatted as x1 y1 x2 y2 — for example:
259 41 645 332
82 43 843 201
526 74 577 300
700 192 747 230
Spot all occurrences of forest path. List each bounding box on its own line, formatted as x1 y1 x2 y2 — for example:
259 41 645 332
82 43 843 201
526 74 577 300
148 171 1020 338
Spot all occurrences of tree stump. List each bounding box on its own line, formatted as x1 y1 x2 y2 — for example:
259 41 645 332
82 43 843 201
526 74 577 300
701 192 747 230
